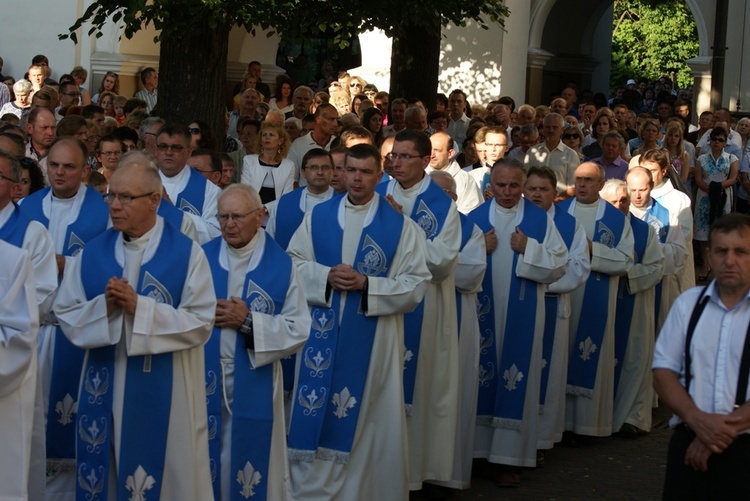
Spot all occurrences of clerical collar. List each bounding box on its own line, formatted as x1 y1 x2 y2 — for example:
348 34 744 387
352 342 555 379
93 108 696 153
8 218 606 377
227 231 259 259
123 224 156 245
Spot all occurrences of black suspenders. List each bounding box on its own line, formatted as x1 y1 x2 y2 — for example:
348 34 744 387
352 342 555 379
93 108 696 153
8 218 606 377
684 286 750 408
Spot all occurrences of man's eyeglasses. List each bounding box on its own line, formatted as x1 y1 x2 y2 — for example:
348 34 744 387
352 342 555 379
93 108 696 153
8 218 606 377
216 208 262 223
156 143 186 152
104 192 154 204
0 172 18 183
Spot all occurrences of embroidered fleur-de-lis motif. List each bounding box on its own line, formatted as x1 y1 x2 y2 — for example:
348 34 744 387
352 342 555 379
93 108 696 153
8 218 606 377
208 415 218 440
55 393 77 425
332 387 357 418
78 415 107 453
579 337 597 361
78 463 105 497
210 458 217 483
312 308 335 339
297 385 326 416
479 330 494 355
237 461 262 498
85 367 109 404
125 465 155 501
478 363 495 387
403 349 414 369
304 347 332 378
476 294 491 321
503 364 524 391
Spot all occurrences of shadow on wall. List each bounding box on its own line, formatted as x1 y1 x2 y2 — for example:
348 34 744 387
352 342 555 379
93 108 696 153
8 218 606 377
439 21 502 106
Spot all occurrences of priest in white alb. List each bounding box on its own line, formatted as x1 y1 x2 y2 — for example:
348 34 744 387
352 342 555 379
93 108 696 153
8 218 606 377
562 162 635 438
468 158 568 487
286 144 430 500
54 160 216 500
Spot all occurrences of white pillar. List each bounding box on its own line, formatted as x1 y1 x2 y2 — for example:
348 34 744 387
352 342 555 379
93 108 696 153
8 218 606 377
500 0 531 104
686 56 712 117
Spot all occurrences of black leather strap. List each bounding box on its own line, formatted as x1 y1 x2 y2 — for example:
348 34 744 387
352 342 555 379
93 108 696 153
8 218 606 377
684 286 709 394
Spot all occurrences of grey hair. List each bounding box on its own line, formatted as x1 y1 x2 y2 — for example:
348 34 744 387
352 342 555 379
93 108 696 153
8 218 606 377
429 170 457 193
221 183 262 209
13 79 32 94
138 117 166 141
600 178 628 199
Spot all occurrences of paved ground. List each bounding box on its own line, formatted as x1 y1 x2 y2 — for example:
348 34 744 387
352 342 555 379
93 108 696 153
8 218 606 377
413 404 673 500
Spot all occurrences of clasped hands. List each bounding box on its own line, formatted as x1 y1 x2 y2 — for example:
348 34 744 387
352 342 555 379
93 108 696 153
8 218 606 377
328 264 367 291
684 411 741 472
105 277 138 316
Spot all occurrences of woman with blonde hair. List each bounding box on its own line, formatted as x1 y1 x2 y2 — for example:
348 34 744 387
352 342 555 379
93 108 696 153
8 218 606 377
330 91 352 116
632 118 661 157
664 122 690 183
240 121 295 205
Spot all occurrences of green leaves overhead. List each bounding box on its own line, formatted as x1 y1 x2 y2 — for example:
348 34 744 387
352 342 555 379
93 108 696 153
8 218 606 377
611 0 699 89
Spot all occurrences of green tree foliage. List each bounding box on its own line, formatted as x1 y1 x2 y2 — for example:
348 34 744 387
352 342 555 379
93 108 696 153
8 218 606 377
611 0 699 90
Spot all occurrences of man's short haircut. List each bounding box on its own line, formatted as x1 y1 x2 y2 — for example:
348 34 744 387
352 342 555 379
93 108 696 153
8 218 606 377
138 117 166 139
156 123 191 145
140 67 156 85
0 131 25 154
237 117 261 134
428 110 449 123
613 103 629 112
96 135 125 154
191 148 222 173
498 96 516 112
543 112 565 126
699 110 714 118
112 126 140 145
602 131 625 146
119 149 159 171
473 126 489 144
449 89 467 101
626 165 654 186
391 98 408 108
51 136 89 162
526 166 557 190
301 115 316 127
314 103 336 118
394 129 431 157
31 54 49 66
339 126 373 146
0 150 22 182
329 146 349 157
220 153 234 166
520 124 539 137
82 105 105 119
346 143 382 171
374 91 389 101
640 148 669 170
429 170 457 193
709 213 750 248
491 157 526 181
435 93 448 108
517 104 535 116
600 178 628 199
55 115 87 138
284 117 302 130
485 126 508 138
86 171 107 188
293 86 313 98
248 60 261 68
221 183 263 209
404 106 425 122
28 106 54 125
301 148 333 170
580 162 606 182
124 98 148 115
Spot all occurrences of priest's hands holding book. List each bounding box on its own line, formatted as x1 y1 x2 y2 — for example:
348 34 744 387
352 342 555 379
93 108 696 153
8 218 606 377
105 277 138 316
328 264 367 292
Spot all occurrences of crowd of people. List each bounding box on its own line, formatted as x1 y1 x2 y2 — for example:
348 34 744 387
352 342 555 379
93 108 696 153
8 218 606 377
1 52 750 500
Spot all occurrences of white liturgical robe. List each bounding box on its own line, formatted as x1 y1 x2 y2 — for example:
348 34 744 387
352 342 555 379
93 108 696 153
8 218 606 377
0 242 39 501
211 231 310 501
286 195 430 501
651 180 694 293
53 217 216 501
160 165 222 244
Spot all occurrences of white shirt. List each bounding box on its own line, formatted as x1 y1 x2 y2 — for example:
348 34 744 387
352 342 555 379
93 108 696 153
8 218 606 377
425 161 482 214
287 132 335 184
524 140 581 196
160 166 221 244
654 283 750 428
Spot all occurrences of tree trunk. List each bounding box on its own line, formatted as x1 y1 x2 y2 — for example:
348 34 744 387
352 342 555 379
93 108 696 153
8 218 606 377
389 22 441 111
154 22 230 148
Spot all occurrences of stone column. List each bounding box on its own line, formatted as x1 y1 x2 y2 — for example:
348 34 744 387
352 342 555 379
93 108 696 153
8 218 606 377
686 56 712 120
526 48 553 106
500 0 531 104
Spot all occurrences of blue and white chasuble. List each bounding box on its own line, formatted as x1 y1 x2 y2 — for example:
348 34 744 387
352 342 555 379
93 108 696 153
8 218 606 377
75 223 191 501
468 198 551 430
176 166 208 216
21 185 109 468
376 177 453 412
288 196 403 463
203 234 291 501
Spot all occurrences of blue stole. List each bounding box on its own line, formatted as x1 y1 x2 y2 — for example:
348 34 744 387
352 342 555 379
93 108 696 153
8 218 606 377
376 177 452 411
455 213 476 333
273 187 306 250
0 202 32 247
176 167 208 216
75 222 191 501
539 207 576 408
468 198 548 429
288 195 403 463
22 186 110 467
203 233 290 501
157 199 186 231
642 200 671 327
480 169 492 193
562 199 625 398
613 215 649 395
